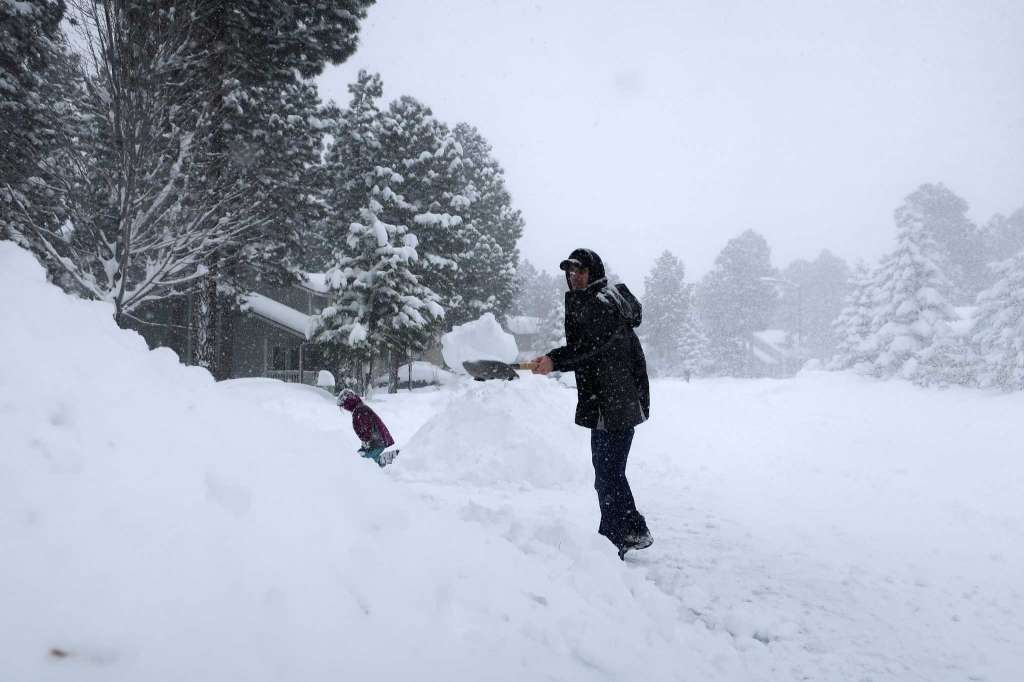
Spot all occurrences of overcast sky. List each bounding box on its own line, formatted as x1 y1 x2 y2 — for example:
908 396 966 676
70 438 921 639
317 0 1024 284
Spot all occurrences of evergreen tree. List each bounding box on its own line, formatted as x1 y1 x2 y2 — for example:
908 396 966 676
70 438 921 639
389 104 468 316
641 251 690 376
914 333 978 389
862 195 958 380
512 259 560 318
981 207 1024 287
450 123 523 323
777 250 851 360
187 0 374 376
972 249 1024 391
678 295 710 379
697 230 778 376
829 262 877 371
900 183 986 303
313 166 444 391
536 283 567 353
0 0 72 251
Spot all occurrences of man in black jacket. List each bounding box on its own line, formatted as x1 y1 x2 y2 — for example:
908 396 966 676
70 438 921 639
533 248 653 559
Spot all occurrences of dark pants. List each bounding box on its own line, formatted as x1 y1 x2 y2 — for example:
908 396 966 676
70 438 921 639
591 428 648 546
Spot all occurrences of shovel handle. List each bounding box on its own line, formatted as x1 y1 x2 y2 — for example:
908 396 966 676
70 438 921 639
514 362 538 371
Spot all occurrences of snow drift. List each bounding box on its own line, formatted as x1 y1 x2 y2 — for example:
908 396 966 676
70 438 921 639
0 242 727 681
398 375 590 488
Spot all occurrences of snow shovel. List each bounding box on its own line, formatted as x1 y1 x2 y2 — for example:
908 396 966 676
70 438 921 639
462 360 538 381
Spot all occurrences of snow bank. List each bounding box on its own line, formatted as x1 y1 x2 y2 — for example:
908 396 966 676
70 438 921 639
441 312 518 372
0 243 726 682
398 375 589 488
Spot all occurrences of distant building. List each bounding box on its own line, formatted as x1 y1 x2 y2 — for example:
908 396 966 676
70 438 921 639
504 315 542 361
749 329 804 378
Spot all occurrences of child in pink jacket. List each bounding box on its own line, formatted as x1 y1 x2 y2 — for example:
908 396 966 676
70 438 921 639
337 389 397 467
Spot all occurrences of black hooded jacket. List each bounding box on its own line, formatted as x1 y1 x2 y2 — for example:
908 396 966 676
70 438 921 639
548 249 650 431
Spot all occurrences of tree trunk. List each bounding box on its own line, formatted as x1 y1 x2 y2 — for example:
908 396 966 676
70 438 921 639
193 273 218 373
215 293 236 380
388 350 400 394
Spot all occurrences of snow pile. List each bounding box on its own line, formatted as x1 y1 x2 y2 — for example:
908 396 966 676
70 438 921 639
441 312 518 372
399 375 589 488
0 243 727 682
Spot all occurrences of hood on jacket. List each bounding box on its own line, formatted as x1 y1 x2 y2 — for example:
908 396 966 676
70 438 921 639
560 248 642 328
559 248 607 286
338 389 363 411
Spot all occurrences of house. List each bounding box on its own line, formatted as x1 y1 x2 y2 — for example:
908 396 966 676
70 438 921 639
749 329 804 378
125 273 334 385
233 274 331 384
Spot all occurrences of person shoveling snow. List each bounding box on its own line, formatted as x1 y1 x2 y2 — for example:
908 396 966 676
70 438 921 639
533 248 653 560
337 389 398 467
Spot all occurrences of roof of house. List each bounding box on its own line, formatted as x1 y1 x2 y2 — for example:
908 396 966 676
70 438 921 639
241 293 315 340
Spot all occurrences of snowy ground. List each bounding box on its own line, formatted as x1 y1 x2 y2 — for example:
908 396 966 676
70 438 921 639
369 375 1024 682
3 241 1023 681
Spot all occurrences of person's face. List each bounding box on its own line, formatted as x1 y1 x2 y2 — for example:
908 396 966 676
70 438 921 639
568 266 590 290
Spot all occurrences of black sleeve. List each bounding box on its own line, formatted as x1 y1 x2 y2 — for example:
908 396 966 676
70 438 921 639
548 308 623 372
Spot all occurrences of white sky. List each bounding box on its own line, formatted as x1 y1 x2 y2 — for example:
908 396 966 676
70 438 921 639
317 0 1024 284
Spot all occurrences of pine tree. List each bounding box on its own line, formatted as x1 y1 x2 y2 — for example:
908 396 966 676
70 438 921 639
187 0 374 376
313 166 444 391
512 259 560 318
0 0 71 251
863 195 958 380
678 298 710 380
829 262 877 370
900 183 986 303
777 250 851 360
972 250 1024 391
981 207 1024 290
536 284 567 353
450 123 523 323
696 230 778 376
914 333 978 389
386 101 467 315
642 251 690 376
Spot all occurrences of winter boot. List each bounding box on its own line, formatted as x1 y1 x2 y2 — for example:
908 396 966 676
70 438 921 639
617 529 653 560
377 449 400 468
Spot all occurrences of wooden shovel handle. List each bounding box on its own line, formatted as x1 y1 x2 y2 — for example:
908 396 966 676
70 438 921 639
514 362 538 371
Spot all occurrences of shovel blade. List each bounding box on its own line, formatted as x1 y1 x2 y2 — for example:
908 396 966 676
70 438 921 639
462 360 520 381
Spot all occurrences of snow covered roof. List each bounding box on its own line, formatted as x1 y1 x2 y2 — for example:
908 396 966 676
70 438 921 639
752 346 780 365
751 329 796 365
505 315 541 335
241 293 315 340
753 329 788 346
297 272 332 295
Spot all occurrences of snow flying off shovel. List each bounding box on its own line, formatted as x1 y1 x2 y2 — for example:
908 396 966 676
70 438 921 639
462 360 538 381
